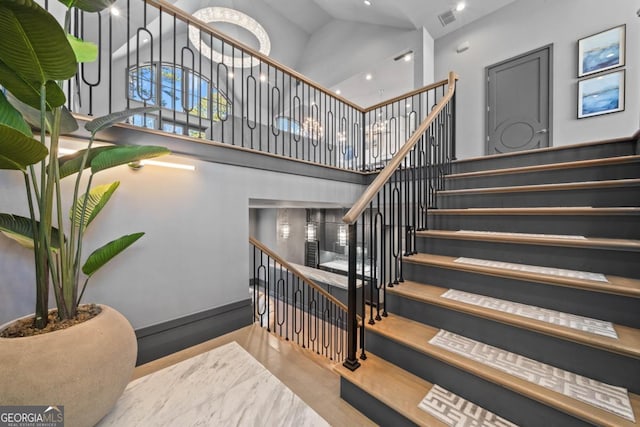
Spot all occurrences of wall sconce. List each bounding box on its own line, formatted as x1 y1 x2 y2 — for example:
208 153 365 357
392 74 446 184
337 224 347 246
305 223 317 241
129 159 196 171
280 222 290 240
58 146 195 171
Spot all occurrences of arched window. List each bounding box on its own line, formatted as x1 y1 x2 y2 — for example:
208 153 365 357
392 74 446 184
128 63 229 120
275 115 301 136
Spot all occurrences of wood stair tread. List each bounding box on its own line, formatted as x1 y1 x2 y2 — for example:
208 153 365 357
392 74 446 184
429 207 640 216
388 281 640 359
446 155 640 179
334 353 448 427
404 253 640 298
438 178 640 196
367 314 640 427
416 229 640 252
452 133 638 164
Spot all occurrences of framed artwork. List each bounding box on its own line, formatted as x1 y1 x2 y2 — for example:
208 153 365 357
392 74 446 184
578 70 625 119
578 24 625 77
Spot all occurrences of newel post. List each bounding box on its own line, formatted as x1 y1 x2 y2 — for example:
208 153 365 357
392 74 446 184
343 222 361 371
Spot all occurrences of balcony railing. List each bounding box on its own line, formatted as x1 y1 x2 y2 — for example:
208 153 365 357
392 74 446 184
43 0 454 171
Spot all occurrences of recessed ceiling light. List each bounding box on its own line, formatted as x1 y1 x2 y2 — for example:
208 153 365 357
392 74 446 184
259 74 267 82
406 103 412 108
365 73 373 80
456 2 466 12
228 71 234 78
364 0 372 5
336 89 342 95
110 6 120 16
404 53 412 62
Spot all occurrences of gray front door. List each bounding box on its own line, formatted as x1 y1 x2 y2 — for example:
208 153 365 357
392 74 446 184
486 45 552 155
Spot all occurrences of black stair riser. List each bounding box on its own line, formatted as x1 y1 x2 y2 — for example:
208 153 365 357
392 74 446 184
366 332 590 427
445 162 640 190
438 186 640 208
386 293 640 393
340 378 416 427
402 262 640 328
416 238 640 279
451 141 636 174
426 213 640 239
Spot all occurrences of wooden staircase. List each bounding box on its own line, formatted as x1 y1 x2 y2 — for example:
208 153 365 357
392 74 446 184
336 135 640 426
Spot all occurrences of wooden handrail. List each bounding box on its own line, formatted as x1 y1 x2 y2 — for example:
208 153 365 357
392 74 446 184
363 77 449 113
249 236 350 313
147 0 449 114
343 71 458 225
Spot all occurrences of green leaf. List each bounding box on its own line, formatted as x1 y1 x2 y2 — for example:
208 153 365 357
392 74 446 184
58 0 117 13
7 93 77 132
85 107 160 134
91 145 170 173
58 146 116 178
0 91 31 136
0 0 77 84
0 61 66 110
66 34 98 63
0 213 63 250
0 124 48 171
82 232 144 276
71 181 119 230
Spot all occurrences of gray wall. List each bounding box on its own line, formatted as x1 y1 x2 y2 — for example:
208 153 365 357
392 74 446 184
435 0 640 159
0 159 363 328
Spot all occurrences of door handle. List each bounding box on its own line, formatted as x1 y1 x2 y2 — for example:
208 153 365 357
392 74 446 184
535 128 548 134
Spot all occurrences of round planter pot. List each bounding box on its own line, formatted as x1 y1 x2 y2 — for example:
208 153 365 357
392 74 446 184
0 304 137 427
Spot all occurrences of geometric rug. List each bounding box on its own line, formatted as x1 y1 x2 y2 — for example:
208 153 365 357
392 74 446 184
454 257 608 282
441 289 618 339
429 330 635 422
419 384 519 426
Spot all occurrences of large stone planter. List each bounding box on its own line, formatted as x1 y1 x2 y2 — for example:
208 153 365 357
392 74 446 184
0 305 137 427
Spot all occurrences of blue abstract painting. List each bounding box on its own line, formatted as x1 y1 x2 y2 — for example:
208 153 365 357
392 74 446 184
578 71 624 118
579 25 624 76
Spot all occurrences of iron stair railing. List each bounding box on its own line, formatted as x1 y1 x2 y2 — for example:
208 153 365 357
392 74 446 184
250 236 358 362
341 71 458 370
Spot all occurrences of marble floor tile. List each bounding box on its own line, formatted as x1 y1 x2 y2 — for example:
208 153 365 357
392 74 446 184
98 341 329 427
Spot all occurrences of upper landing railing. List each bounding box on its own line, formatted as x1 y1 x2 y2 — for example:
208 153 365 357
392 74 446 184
44 0 455 171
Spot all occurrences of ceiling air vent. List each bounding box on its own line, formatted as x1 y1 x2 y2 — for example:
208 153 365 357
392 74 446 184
438 10 456 26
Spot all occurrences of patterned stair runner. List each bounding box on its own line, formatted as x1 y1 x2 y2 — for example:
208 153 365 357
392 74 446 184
441 289 618 338
454 257 608 282
429 330 635 422
419 384 518 427
457 230 587 239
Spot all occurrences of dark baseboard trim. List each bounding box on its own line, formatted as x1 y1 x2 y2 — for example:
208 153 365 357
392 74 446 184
135 299 252 366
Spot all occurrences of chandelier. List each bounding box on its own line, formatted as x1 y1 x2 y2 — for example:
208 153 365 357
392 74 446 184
189 7 271 69
302 117 324 140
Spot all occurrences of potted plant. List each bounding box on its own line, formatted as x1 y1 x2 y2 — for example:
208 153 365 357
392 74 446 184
0 0 169 425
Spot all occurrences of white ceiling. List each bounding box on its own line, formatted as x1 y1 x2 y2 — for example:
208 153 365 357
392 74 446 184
263 0 517 38
188 0 518 106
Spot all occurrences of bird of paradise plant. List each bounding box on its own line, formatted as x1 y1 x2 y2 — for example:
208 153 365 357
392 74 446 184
0 0 170 329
